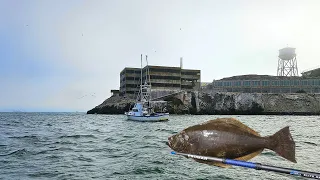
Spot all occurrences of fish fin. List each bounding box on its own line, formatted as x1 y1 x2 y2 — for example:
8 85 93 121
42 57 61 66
235 149 263 161
193 159 232 168
195 150 264 168
209 118 261 137
268 126 296 163
212 162 232 168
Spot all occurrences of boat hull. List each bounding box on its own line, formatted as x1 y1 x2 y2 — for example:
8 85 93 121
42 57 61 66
126 113 169 122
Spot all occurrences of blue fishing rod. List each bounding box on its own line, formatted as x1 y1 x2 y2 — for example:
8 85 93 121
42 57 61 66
171 151 320 179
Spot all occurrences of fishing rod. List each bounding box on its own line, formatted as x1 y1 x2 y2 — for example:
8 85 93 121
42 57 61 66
171 151 320 179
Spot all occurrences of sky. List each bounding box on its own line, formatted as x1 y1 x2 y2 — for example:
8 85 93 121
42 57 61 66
1 0 320 112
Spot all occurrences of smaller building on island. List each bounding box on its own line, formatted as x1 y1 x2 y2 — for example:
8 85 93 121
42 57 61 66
209 73 320 93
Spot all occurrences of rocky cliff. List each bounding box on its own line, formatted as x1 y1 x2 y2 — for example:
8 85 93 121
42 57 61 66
195 92 320 115
87 91 320 115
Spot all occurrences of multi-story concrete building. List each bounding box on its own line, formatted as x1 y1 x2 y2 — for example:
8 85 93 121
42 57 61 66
119 65 201 95
120 67 141 95
209 74 320 93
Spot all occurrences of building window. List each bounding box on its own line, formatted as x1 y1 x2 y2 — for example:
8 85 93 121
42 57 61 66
309 80 314 86
271 81 279 86
290 80 294 86
223 81 232 87
234 81 241 86
262 81 269 86
253 81 260 86
302 80 308 86
243 81 251 86
280 80 284 86
284 80 289 86
126 77 135 80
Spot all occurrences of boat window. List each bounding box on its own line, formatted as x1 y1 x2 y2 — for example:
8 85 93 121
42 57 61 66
133 108 138 112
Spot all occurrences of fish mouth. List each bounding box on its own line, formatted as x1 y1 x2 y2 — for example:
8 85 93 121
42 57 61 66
166 136 172 148
165 141 170 147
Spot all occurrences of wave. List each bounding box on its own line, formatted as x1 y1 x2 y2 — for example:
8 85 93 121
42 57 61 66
77 155 94 162
106 150 132 158
132 166 165 174
93 129 102 133
45 155 60 159
151 160 164 165
303 141 317 146
305 135 320 138
123 135 135 138
104 137 117 142
52 141 78 145
0 148 29 156
36 147 74 155
58 134 97 139
207 175 233 180
28 172 60 178
9 135 40 141
142 135 156 139
155 128 177 134
136 144 160 149
193 175 234 180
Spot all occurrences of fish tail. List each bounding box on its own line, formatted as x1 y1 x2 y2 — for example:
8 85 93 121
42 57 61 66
268 126 296 163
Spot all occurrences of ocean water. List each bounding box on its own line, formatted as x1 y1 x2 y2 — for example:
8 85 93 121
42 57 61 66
0 113 319 180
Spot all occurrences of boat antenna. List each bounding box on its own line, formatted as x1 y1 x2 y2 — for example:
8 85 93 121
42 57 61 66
171 152 320 179
140 54 143 102
145 55 151 86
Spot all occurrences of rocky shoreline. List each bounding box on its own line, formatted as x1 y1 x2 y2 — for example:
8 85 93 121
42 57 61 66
87 91 320 115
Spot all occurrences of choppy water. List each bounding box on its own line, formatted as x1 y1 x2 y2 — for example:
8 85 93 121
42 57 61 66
0 113 319 180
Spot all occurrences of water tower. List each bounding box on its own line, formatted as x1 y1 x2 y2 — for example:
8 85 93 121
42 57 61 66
277 47 299 76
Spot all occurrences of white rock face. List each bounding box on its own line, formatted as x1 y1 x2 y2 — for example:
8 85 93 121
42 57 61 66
88 90 320 115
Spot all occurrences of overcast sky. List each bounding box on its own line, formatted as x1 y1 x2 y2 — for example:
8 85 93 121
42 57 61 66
1 0 320 112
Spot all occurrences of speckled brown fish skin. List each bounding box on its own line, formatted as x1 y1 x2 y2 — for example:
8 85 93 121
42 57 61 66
167 118 296 165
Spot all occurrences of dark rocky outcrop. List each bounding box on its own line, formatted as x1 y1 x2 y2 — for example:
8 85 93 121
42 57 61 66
87 94 135 114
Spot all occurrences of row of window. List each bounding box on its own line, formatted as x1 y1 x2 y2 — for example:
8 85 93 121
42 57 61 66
124 69 200 74
122 83 195 88
146 75 181 80
125 70 141 74
181 71 200 75
148 83 181 87
214 79 320 87
124 76 201 81
124 84 140 88
149 68 181 73
222 88 320 93
149 68 199 74
124 77 140 80
123 70 200 77
181 85 195 89
124 76 181 81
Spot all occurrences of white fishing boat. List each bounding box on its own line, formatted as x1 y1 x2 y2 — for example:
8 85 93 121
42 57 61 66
125 55 169 122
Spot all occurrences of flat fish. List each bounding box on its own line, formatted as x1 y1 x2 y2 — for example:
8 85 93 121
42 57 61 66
167 118 296 167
